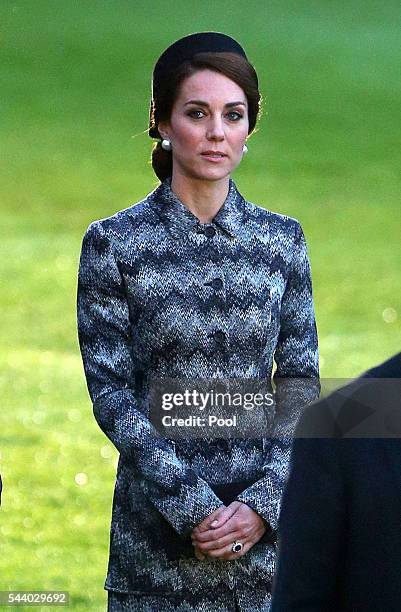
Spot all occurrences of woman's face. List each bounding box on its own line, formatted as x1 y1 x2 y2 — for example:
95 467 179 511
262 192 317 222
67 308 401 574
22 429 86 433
158 69 249 183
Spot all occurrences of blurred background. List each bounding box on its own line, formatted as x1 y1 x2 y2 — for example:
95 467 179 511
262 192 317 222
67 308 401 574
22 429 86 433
1 0 400 608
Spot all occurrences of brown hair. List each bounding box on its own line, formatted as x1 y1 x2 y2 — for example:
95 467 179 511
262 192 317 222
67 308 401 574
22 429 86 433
148 52 261 181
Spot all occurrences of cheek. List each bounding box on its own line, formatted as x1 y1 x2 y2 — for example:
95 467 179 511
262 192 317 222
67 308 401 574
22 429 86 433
180 133 200 150
229 124 249 144
171 123 202 151
231 131 248 153
240 125 249 142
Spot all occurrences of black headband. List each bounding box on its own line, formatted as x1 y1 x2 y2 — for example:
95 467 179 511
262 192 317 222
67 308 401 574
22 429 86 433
152 32 247 97
149 32 248 136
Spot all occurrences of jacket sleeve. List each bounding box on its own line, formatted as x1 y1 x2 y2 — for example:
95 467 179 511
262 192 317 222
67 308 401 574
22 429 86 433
271 435 345 611
76 220 223 536
235 222 320 530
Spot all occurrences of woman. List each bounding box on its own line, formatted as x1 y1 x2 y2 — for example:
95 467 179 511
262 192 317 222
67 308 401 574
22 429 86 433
77 32 319 612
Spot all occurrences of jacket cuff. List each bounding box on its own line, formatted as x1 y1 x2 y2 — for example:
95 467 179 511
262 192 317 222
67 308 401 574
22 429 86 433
235 477 282 531
139 477 224 537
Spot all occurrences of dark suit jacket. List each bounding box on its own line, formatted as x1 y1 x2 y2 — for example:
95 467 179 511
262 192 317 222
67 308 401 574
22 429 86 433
271 352 401 611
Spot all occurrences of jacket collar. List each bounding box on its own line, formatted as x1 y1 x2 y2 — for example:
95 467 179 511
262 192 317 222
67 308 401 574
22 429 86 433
152 177 246 240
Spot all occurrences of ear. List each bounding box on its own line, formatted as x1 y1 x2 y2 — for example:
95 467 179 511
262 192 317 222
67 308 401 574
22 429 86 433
158 121 170 141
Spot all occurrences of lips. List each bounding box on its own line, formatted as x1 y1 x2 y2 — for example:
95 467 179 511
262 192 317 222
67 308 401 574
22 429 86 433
201 151 227 157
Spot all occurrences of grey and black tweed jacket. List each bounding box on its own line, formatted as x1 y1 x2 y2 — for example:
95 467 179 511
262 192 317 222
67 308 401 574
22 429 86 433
76 177 319 611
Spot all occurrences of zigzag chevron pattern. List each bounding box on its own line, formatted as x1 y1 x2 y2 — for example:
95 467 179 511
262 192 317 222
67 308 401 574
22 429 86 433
77 177 319 611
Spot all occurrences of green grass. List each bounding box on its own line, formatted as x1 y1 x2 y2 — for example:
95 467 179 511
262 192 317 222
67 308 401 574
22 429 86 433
1 1 400 609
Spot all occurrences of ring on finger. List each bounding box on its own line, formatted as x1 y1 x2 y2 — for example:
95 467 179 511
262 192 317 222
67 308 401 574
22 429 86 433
231 541 243 553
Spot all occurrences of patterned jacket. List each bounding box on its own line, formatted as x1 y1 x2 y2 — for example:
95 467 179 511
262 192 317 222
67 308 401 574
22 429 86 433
76 177 319 611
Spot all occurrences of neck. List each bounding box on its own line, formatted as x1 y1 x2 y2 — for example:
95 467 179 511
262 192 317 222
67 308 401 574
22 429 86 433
170 173 230 224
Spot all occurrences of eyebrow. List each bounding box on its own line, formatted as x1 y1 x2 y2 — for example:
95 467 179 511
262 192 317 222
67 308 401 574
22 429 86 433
184 99 247 108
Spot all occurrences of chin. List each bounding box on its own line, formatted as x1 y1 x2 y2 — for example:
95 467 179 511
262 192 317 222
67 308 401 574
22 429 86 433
191 166 233 182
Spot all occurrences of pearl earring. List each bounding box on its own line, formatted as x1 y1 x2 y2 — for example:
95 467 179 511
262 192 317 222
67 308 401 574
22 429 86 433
242 144 248 154
161 139 172 151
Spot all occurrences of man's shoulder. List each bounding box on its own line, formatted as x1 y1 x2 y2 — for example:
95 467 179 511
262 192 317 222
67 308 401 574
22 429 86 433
363 352 401 379
296 355 401 439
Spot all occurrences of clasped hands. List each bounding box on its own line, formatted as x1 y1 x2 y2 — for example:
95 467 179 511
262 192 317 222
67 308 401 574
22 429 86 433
190 501 267 561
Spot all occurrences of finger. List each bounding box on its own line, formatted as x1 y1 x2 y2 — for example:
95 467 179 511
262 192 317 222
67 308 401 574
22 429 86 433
193 503 242 541
209 501 242 529
192 521 238 544
195 528 249 552
195 504 264 544
205 527 263 559
194 545 206 561
207 539 251 560
191 501 248 541
197 523 263 553
192 514 246 544
194 505 226 533
234 502 271 537
208 539 254 560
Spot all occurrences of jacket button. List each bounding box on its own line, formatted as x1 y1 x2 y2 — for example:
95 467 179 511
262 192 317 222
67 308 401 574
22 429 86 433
204 226 216 237
215 439 230 451
210 278 223 290
213 330 226 345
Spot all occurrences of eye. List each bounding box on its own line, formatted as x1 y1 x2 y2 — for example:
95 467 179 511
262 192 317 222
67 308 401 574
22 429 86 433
227 111 243 121
187 109 206 119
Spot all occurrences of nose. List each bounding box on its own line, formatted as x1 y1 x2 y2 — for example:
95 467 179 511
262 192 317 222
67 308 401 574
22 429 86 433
206 115 225 141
